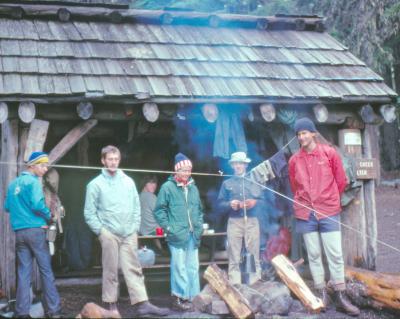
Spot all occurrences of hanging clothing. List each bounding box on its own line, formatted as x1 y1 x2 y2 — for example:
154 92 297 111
213 109 247 159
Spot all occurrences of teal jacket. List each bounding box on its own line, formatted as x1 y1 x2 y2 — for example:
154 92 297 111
154 176 204 248
4 171 50 231
84 169 140 237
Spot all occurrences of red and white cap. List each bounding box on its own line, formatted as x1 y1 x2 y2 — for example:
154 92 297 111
174 153 193 171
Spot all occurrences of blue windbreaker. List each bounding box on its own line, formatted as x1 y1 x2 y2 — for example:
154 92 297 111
4 171 50 231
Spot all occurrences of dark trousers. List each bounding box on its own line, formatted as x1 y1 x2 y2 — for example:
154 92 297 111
15 228 61 316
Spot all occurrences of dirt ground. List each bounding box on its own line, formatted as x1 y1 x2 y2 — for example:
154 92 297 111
57 176 400 318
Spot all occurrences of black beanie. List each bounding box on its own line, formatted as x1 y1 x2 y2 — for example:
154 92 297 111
294 117 317 134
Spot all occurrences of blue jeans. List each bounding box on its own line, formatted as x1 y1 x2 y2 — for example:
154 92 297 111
168 233 200 300
15 228 61 316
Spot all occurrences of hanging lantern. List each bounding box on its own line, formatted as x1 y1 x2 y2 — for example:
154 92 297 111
201 103 219 123
143 102 159 123
313 103 329 123
260 103 276 122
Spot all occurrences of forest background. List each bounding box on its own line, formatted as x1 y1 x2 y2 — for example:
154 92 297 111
132 0 400 171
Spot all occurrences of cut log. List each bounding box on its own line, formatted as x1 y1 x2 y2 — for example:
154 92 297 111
203 264 253 319
201 103 219 123
142 102 159 123
271 254 324 312
313 103 328 123
18 101 36 124
77 102 94 120
49 119 97 165
345 266 400 311
380 104 397 123
359 104 383 125
24 119 50 162
57 8 71 22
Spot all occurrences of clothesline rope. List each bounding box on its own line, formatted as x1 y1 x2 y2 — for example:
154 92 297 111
1 141 399 257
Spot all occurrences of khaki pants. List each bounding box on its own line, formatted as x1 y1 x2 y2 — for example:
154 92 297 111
303 231 346 291
227 217 261 285
99 228 148 304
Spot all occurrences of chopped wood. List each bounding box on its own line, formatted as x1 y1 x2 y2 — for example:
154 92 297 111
203 264 253 319
271 254 324 312
49 119 97 164
345 266 400 311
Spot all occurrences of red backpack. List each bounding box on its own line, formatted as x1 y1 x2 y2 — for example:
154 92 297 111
264 227 291 261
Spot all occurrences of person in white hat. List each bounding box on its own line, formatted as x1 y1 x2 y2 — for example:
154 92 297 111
217 151 263 285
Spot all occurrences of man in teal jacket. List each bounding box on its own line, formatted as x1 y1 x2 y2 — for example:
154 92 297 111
154 153 204 311
4 151 61 318
84 145 168 317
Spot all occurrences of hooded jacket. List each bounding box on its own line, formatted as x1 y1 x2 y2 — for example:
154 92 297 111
154 176 203 248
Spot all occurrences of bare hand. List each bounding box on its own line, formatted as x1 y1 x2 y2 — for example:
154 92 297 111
244 199 257 209
230 200 241 211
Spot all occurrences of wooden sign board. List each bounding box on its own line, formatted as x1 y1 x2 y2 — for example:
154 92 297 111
356 158 378 179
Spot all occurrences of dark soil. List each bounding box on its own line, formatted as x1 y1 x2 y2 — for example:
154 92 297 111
57 179 400 318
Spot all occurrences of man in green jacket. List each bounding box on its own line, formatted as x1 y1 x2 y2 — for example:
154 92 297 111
154 153 204 311
84 145 169 317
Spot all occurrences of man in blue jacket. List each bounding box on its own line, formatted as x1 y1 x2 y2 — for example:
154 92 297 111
217 152 263 285
154 153 204 311
84 145 168 317
4 151 61 318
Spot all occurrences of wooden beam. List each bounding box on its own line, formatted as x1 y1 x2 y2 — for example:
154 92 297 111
380 104 397 123
49 119 98 165
259 103 276 122
203 264 253 319
77 102 94 120
271 254 324 312
0 102 8 124
359 104 383 125
24 119 50 162
313 103 328 123
0 120 19 298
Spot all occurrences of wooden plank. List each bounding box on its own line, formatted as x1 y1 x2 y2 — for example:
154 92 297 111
203 264 253 319
24 119 50 162
0 119 18 298
49 119 98 164
271 254 324 312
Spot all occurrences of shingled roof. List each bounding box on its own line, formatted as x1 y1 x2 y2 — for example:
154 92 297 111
0 3 396 104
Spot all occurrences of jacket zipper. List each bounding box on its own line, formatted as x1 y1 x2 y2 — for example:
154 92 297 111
183 186 193 232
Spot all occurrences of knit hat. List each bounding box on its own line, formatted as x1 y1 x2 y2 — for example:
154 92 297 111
27 151 49 166
174 153 192 171
294 117 317 134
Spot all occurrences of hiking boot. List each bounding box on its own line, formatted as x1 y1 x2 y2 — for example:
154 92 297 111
172 297 192 311
105 302 121 318
134 301 169 317
334 291 360 316
316 288 329 311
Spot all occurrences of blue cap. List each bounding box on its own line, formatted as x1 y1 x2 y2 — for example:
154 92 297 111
294 117 317 134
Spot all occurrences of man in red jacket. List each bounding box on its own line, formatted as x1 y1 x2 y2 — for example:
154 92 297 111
288 117 360 316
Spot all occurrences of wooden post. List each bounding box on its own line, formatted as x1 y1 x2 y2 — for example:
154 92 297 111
0 102 8 124
24 119 50 162
0 120 19 298
338 129 367 266
49 119 97 164
203 264 253 319
362 124 378 270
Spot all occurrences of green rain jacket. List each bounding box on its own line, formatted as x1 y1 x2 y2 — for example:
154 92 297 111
154 176 203 248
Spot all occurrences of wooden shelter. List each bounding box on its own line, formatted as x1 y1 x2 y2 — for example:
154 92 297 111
0 1 397 298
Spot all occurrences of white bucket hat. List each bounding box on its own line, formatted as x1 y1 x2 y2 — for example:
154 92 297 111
229 151 251 164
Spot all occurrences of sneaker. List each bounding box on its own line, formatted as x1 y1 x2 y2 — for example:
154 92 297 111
171 297 192 311
134 301 169 317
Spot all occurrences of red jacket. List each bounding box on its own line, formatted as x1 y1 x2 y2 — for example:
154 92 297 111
288 143 348 220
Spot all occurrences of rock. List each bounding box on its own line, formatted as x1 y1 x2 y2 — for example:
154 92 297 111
251 281 293 315
205 300 230 315
236 284 265 313
288 300 307 314
76 302 121 319
192 284 218 312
